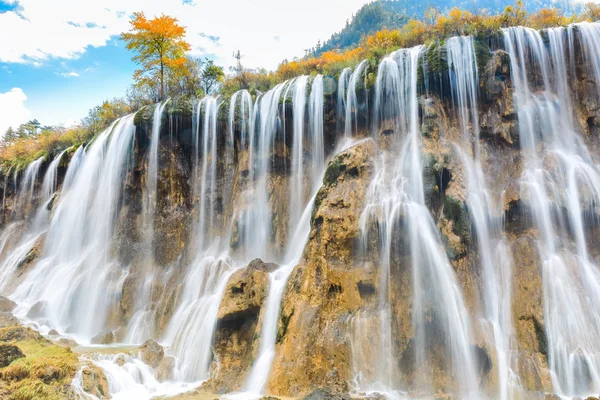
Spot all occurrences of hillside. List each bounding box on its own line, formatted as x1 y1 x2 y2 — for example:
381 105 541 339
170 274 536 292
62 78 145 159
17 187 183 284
314 0 575 55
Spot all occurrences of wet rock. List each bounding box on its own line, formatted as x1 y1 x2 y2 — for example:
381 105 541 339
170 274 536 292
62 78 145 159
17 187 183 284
115 354 126 366
58 338 79 348
0 296 16 313
48 329 59 336
26 300 48 318
139 339 164 368
0 344 25 367
81 363 110 399
301 388 348 400
91 328 116 345
545 395 560 400
156 356 175 381
0 312 19 328
209 258 275 391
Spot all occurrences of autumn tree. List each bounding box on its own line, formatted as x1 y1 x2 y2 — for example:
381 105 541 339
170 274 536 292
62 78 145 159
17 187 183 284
121 12 191 101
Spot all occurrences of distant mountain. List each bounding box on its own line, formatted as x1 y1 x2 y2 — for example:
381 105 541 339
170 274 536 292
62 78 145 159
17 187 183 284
313 0 575 56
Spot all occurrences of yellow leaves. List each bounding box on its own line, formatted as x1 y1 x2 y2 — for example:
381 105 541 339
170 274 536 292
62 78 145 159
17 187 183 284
121 12 191 99
528 8 569 29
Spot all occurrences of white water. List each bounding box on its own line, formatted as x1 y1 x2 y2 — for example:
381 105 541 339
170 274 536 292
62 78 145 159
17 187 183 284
11 116 135 341
447 35 517 400
355 46 480 398
345 60 368 138
504 25 600 397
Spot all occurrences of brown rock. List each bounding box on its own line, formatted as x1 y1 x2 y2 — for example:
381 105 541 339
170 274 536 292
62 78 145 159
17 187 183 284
139 339 164 368
48 329 59 336
0 296 16 313
209 258 275 391
156 356 175 381
81 363 110 399
58 338 79 348
0 312 19 328
91 329 116 345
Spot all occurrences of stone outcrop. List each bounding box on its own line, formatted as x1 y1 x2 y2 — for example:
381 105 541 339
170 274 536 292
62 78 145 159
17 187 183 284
91 328 116 345
268 140 376 396
0 313 18 329
208 258 277 392
81 363 110 399
139 339 164 368
0 297 16 313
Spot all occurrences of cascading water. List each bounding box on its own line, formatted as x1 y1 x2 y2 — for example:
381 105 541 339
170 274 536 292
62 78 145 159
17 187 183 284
354 46 480 398
338 67 351 131
447 35 517 400
11 116 136 340
289 76 308 238
504 25 600 397
345 60 368 138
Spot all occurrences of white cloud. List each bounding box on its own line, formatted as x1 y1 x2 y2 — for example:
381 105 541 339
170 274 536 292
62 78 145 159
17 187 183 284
0 0 371 70
0 88 32 138
58 71 80 77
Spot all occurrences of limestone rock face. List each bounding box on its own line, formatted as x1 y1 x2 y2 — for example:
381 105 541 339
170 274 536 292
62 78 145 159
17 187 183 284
209 258 276 392
0 297 16 313
511 236 552 392
139 339 164 368
156 356 176 382
81 363 110 399
91 329 116 345
268 140 376 396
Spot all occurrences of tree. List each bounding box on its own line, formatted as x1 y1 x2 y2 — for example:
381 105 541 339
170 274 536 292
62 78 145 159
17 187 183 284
17 119 41 138
167 56 205 98
121 12 191 101
2 127 17 146
201 59 225 94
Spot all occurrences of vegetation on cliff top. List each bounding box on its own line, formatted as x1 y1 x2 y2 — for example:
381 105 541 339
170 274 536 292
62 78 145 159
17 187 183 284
2 1 599 171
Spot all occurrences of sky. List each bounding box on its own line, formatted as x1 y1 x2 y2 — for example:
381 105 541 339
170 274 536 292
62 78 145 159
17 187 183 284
0 0 371 134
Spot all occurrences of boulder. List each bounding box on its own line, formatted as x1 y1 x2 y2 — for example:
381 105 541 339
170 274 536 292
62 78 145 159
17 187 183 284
81 363 109 399
208 258 275 391
26 300 48 318
0 344 25 367
58 338 79 348
91 329 116 345
0 296 16 313
156 355 175 381
139 339 164 368
48 329 59 336
302 389 348 400
0 312 19 328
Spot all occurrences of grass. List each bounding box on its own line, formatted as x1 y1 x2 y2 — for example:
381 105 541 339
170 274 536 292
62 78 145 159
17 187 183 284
0 327 79 400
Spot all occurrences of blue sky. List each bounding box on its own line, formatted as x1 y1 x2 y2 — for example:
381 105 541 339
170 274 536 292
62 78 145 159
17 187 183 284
0 0 371 134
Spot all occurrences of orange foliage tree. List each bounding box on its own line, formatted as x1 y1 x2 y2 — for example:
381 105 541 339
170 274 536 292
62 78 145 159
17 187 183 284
121 12 191 101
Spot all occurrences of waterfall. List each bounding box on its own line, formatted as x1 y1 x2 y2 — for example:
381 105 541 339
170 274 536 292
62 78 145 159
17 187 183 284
356 46 480 397
345 60 368 137
338 67 351 132
289 76 308 240
11 116 136 341
237 83 287 260
447 36 517 400
40 149 66 203
504 25 600 397
309 75 325 191
16 157 43 214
